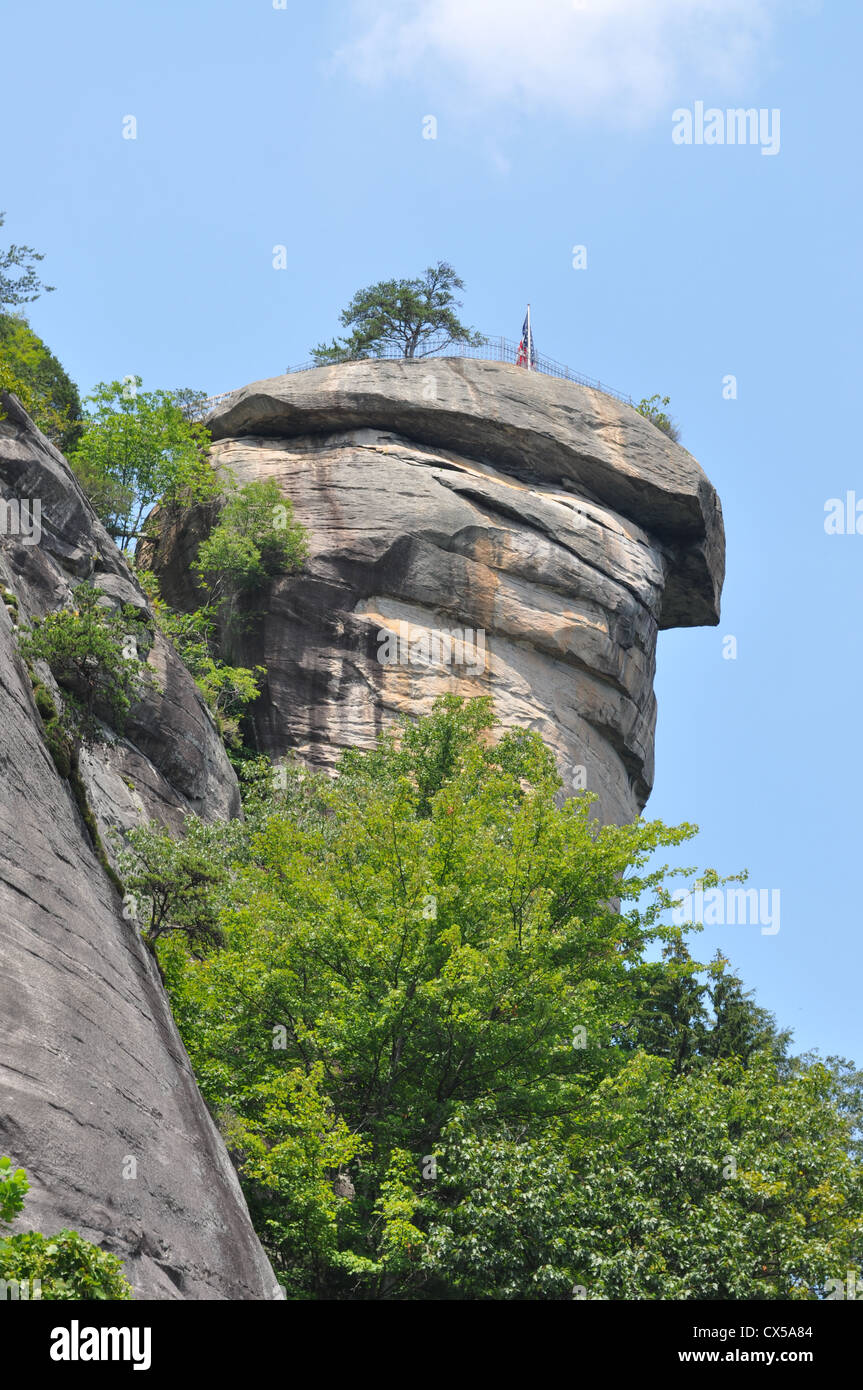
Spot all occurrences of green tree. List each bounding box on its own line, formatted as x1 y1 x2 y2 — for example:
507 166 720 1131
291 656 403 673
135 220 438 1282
19 582 152 740
0 360 37 422
192 478 308 635
133 699 863 1300
563 1053 862 1300
119 817 236 957
630 939 710 1073
69 378 218 549
704 956 790 1065
0 314 82 451
312 261 483 363
0 212 54 312
636 394 681 443
154 698 696 1295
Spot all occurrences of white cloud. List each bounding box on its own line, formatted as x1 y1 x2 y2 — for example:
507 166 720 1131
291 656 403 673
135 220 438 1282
338 0 803 126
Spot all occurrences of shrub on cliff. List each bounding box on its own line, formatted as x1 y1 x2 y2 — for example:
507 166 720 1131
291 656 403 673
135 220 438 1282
191 478 308 640
135 478 306 745
136 566 265 747
0 214 77 445
19 582 153 741
0 1157 132 1300
119 817 234 957
637 393 681 443
194 479 308 594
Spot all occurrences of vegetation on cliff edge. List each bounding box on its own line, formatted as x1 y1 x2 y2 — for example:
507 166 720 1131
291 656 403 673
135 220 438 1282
118 697 863 1300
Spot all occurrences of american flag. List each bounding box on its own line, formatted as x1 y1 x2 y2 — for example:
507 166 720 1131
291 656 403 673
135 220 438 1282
516 308 536 369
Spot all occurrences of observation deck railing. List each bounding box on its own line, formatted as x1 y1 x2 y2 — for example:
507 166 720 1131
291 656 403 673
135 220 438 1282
192 334 632 418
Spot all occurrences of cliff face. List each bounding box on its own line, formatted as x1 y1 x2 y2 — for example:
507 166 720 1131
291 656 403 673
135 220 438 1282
148 360 725 824
0 393 281 1300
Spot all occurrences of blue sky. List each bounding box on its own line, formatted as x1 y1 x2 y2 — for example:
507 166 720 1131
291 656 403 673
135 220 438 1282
3 0 860 1062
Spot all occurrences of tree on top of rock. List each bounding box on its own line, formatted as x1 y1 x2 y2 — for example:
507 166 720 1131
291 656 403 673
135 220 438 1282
311 261 483 364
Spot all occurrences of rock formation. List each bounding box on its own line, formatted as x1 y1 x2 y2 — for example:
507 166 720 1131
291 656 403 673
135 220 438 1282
0 356 723 1301
0 392 281 1300
148 359 725 824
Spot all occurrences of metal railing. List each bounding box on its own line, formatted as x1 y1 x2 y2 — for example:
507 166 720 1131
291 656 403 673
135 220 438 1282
194 334 632 418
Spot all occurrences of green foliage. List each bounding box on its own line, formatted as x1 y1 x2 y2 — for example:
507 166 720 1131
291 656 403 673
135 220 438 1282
43 716 73 779
135 566 265 746
131 699 862 1299
0 1156 29 1227
191 478 307 641
19 582 152 740
0 212 54 313
193 479 308 597
119 818 239 955
0 1231 132 1300
33 682 58 722
421 1114 580 1299
196 660 265 746
0 356 38 423
636 394 681 443
0 1158 132 1300
564 1053 862 1299
0 314 82 451
69 378 218 550
312 260 483 363
628 944 791 1074
219 1066 366 1299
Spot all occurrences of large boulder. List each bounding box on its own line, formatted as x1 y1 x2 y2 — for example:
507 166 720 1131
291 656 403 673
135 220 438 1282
147 358 725 825
0 392 281 1300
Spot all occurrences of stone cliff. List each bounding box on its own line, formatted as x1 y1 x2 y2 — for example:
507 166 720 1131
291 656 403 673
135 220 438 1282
147 359 724 824
0 392 281 1300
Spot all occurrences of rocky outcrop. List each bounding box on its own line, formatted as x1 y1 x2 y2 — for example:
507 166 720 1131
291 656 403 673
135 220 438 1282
0 392 281 1299
148 359 725 825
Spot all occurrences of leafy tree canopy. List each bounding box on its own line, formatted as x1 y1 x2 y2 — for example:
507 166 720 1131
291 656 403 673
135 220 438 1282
312 261 483 364
132 696 863 1300
0 314 82 451
69 378 218 550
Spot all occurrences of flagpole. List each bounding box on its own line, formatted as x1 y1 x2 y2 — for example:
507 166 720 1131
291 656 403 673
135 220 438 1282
526 303 531 372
